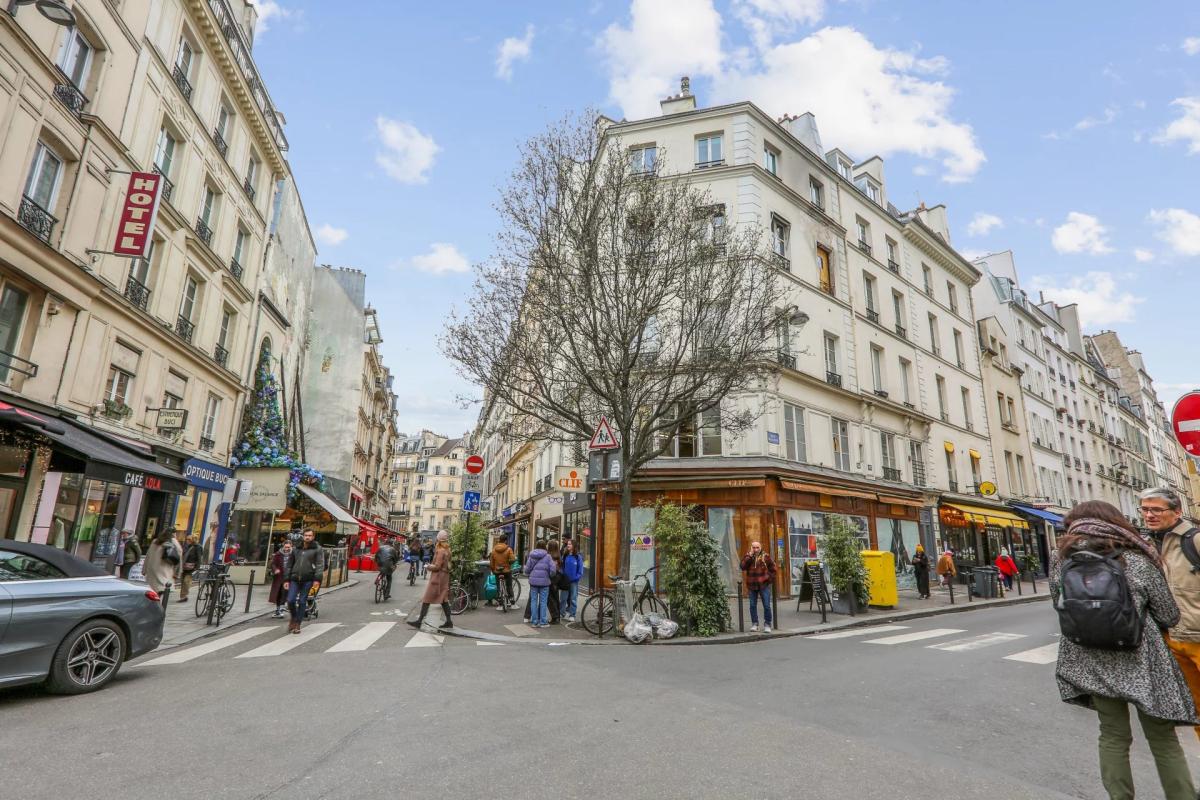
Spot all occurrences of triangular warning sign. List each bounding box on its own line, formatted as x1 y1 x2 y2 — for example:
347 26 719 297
589 416 620 451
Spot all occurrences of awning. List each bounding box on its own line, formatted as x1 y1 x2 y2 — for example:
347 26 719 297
945 502 1030 529
877 495 925 508
297 483 357 525
1010 504 1064 527
0 401 187 494
779 480 874 500
357 517 383 536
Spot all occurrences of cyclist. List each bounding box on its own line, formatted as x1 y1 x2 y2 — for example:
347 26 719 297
421 539 433 578
375 538 398 601
405 538 422 584
489 533 517 610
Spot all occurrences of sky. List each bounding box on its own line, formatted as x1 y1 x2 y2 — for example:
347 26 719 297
245 0 1200 437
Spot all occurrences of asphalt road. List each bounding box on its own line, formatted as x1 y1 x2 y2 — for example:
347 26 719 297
2 577 1195 799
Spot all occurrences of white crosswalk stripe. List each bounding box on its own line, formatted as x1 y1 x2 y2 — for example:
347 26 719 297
326 622 396 653
476 641 505 646
405 632 444 648
927 632 1026 652
237 623 340 658
809 625 909 640
138 627 273 666
1004 643 1060 664
865 628 966 645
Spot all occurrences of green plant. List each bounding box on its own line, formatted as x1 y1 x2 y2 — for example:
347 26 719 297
102 399 131 419
448 514 488 583
1020 551 1039 574
650 499 730 637
823 515 869 606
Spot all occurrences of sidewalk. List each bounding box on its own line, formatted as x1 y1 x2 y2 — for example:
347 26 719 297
439 576 1052 646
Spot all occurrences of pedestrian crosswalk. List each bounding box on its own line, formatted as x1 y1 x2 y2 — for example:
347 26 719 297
808 623 1059 666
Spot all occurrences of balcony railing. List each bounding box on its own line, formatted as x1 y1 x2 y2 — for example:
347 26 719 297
771 252 790 272
874 389 889 399
229 257 244 282
866 308 880 324
18 195 56 242
243 177 256 202
857 240 872 256
212 128 228 158
153 165 174 203
882 466 902 481
887 259 900 273
825 371 842 388
213 342 229 368
912 465 927 488
947 481 959 493
195 217 214 246
774 350 796 369
172 64 193 102
199 436 215 452
53 80 88 117
175 314 195 344
124 275 150 311
694 159 725 169
820 280 835 296
0 349 39 381
895 324 907 339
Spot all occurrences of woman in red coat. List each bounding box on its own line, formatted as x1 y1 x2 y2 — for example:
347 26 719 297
407 530 453 630
269 541 292 618
995 547 1020 591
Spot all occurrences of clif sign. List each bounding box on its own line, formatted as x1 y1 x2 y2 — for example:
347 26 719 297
112 171 163 258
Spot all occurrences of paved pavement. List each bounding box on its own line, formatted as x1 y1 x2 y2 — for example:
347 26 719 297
2 576 1195 799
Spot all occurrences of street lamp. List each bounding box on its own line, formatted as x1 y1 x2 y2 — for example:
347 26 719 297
6 0 76 26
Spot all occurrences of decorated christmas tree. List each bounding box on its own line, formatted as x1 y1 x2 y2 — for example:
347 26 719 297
231 347 326 498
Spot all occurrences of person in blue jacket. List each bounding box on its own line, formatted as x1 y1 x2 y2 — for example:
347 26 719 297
559 539 583 623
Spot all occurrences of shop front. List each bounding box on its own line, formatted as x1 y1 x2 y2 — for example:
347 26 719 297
1009 503 1062 576
173 457 233 561
498 501 531 561
561 490 593 588
937 501 1032 574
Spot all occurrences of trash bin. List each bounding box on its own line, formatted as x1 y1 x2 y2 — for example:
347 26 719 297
473 560 492 600
860 550 898 608
971 566 999 599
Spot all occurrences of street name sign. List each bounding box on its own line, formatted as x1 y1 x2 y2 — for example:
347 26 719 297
589 416 619 450
1172 391 1200 456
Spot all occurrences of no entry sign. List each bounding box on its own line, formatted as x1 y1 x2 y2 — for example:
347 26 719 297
1171 391 1200 456
465 454 485 475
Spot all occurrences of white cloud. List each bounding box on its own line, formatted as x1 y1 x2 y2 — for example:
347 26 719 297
735 0 825 50
1074 106 1118 131
966 212 1003 237
409 243 469 275
247 0 291 37
1051 212 1113 255
1183 37 1200 56
1133 248 1155 263
1030 272 1144 328
1158 382 1200 409
1148 208 1200 256
495 25 535 81
1154 97 1200 155
374 117 439 184
315 224 348 247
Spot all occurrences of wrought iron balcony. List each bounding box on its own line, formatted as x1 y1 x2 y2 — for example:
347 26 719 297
199 436 215 452
172 64 193 102
175 314 195 344
242 177 256 202
694 159 725 169
820 280 834 296
882 466 902 481
895 323 907 339
912 464 927 487
124 275 151 311
195 217 214 247
18 195 56 242
887 259 900 273
866 308 880 324
53 81 88 117
0 349 38 381
213 342 229 368
874 389 889 399
774 350 796 369
771 252 790 272
153 165 174 203
857 240 872 256
947 481 959 493
212 128 228 158
825 370 842 388
229 257 243 282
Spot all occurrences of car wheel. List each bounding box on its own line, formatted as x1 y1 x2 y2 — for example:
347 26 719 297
46 619 126 695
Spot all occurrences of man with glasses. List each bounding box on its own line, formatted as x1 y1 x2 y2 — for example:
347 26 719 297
1141 487 1200 735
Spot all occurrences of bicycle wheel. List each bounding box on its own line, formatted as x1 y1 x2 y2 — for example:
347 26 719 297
449 583 469 615
374 577 385 604
581 591 615 636
638 593 667 617
510 577 523 604
408 566 416 586
194 582 210 618
219 580 236 615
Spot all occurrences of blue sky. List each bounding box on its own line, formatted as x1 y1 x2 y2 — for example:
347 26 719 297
247 0 1200 436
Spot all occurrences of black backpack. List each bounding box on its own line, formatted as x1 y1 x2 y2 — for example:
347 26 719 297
1176 527 1200 573
1056 551 1143 651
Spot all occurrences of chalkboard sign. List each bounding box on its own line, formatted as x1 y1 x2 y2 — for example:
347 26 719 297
796 560 831 619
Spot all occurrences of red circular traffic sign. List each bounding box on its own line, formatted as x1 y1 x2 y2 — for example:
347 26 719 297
464 454 485 475
1171 391 1200 456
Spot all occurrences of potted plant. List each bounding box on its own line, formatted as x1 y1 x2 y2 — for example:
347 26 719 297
823 515 870 616
651 499 730 636
102 398 132 420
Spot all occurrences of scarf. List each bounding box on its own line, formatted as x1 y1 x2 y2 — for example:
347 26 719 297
1066 516 1161 568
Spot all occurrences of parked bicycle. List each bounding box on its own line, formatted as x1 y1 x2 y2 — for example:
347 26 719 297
193 562 236 622
581 565 666 636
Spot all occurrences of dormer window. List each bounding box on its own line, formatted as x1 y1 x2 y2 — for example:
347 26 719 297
837 157 853 180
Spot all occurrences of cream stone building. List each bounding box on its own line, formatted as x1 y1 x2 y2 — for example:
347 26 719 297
418 436 467 533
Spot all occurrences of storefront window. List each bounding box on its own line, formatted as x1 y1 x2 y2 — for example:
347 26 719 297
48 473 83 549
0 445 29 478
881 517 921 589
630 506 655 589
707 508 738 592
189 491 210 544
787 510 869 584
70 480 122 562
173 487 196 535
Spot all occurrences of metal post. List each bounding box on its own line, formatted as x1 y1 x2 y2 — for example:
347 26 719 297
737 580 745 633
1015 570 1023 596
244 569 255 613
948 575 955 605
159 583 171 610
1030 570 1037 593
771 583 779 631
206 575 218 626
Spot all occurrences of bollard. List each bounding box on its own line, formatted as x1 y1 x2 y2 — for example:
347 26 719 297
1031 571 1037 593
771 585 779 632
244 569 255 613
948 576 955 605
160 583 172 610
1015 571 1023 596
737 581 745 633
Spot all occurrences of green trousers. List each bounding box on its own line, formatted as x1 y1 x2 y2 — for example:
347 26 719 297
1092 694 1196 799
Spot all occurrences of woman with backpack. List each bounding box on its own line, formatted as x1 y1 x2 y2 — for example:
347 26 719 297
1053 500 1198 799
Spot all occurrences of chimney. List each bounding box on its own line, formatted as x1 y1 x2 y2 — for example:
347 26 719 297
660 76 698 116
781 111 823 156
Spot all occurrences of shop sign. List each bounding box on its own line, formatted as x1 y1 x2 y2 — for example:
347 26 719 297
83 461 187 494
112 172 163 258
938 505 969 528
155 408 187 430
183 457 232 491
631 534 653 550
554 466 584 492
234 467 290 511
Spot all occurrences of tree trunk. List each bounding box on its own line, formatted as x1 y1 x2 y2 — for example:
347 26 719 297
619 473 633 579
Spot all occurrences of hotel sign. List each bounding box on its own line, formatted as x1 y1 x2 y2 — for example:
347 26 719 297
112 171 163 258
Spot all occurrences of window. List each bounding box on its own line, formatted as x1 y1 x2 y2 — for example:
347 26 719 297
855 217 870 249
947 282 959 314
837 157 853 180
892 291 905 331
870 346 884 391
831 418 851 471
771 217 789 260
106 366 132 405
176 38 194 76
763 144 779 176
935 375 947 418
945 449 958 490
997 392 1007 425
928 314 940 355
216 102 233 141
664 408 721 457
1004 451 1016 489
0 284 30 384
200 395 218 445
998 342 1008 367
961 387 973 429
885 238 898 268
200 184 218 227
969 452 982 489
1006 397 1017 427
153 127 177 177
58 27 93 88
863 272 877 315
699 407 722 456
783 403 806 462
910 440 926 485
180 275 199 322
695 134 723 167
823 333 839 376
880 432 897 473
24 143 63 210
233 227 248 265
629 145 656 174
953 329 965 368
922 264 933 295
245 154 260 191
162 390 183 410
218 308 234 350
808 177 823 209
0 550 66 581
816 245 833 293
898 358 912 404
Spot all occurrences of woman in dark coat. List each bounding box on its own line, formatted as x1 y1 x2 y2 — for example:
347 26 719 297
911 544 931 599
1052 501 1198 799
269 541 292 618
408 530 452 630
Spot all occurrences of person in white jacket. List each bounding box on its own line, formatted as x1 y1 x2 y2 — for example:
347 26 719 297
143 528 182 595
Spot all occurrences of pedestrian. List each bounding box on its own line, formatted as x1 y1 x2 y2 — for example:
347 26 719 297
422 539 433 578
489 533 516 609
1052 500 1198 800
283 529 324 634
739 541 776 633
269 540 292 618
143 528 182 595
407 530 453 630
995 547 1019 591
911 544 931 599
178 534 202 601
1139 487 1200 741
523 539 556 628
559 539 583 622
115 528 141 580
936 547 957 589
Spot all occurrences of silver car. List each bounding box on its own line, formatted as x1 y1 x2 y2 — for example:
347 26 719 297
0 540 164 694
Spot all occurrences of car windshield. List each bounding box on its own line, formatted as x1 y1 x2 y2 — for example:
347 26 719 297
0 550 67 581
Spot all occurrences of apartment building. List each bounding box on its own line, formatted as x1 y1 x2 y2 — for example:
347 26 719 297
975 316 1035 501
388 432 428 533
420 437 467 532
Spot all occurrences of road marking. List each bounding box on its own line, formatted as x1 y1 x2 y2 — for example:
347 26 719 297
927 632 1027 652
237 623 339 658
138 627 273 666
809 625 909 640
405 632 444 648
326 622 396 653
476 641 505 646
504 623 541 637
865 628 966 645
1004 643 1060 664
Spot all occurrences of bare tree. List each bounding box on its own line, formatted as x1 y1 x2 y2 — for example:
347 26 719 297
443 111 782 576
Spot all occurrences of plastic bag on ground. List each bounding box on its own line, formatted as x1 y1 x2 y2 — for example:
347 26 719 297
653 618 679 639
624 613 652 644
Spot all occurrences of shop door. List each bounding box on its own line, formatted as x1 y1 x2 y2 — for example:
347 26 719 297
0 484 20 539
707 508 738 594
737 508 782 596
